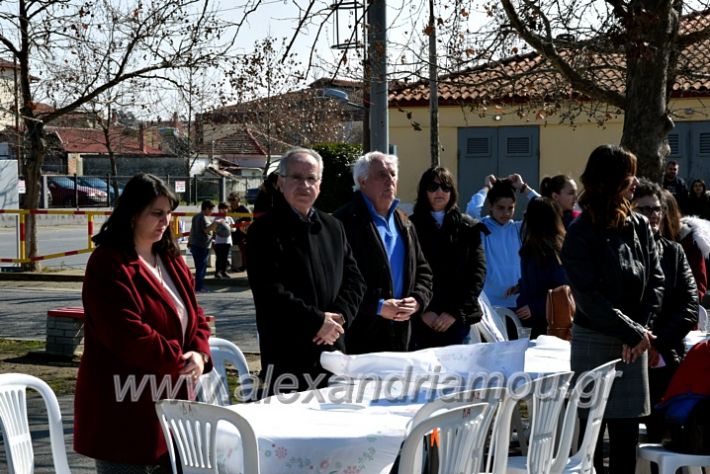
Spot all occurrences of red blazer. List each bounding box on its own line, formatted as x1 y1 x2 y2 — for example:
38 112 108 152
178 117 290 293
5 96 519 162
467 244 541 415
74 245 212 465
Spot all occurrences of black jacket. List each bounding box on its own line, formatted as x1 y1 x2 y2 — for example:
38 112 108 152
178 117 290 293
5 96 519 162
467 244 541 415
561 212 665 346
334 191 433 353
409 208 487 326
653 235 699 367
246 202 365 386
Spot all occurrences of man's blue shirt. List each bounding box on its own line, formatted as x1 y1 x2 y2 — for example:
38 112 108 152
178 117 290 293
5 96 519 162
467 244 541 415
361 194 405 305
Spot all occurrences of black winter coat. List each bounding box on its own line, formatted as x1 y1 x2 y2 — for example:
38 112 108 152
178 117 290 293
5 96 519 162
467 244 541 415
653 235 699 367
561 212 665 347
334 192 433 354
409 209 487 326
246 203 365 388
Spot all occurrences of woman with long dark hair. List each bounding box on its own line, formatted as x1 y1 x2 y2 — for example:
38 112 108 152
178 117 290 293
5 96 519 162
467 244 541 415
686 178 710 220
561 145 664 473
410 167 487 348
660 189 710 298
515 197 567 338
74 173 213 473
540 174 579 228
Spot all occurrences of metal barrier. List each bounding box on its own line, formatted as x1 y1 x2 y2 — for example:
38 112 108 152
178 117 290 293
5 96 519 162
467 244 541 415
0 209 252 264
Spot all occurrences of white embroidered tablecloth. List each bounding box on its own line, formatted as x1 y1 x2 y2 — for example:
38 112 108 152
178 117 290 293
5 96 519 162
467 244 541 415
216 338 570 473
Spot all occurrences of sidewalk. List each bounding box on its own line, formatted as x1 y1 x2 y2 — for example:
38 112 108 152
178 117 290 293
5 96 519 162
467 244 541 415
0 243 251 287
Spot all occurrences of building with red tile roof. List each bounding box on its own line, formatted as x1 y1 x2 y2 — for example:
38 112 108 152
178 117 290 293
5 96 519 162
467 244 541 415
388 10 710 207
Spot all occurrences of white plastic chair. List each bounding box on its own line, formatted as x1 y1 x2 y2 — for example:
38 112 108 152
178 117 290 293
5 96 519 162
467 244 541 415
0 373 71 474
505 371 575 474
698 305 709 332
551 359 620 474
155 399 260 474
398 402 496 474
406 387 508 471
494 306 527 339
475 295 507 342
197 337 251 406
635 444 710 474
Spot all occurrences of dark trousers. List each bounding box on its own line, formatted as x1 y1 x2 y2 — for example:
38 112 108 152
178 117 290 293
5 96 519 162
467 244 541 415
190 246 209 291
213 243 231 274
582 417 639 474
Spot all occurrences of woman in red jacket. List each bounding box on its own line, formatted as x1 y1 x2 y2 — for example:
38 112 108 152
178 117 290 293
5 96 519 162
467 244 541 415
74 173 213 473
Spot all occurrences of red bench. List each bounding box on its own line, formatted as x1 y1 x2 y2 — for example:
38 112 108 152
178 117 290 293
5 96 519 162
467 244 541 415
46 307 216 358
46 306 85 358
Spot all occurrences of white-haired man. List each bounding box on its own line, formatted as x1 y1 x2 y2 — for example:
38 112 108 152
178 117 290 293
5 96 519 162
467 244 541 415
334 151 432 353
247 147 365 393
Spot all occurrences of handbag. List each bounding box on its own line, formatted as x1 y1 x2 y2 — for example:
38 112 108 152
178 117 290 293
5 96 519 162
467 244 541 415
546 285 575 340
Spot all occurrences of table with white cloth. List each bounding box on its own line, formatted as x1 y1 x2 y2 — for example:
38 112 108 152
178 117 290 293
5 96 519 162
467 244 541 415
215 337 570 474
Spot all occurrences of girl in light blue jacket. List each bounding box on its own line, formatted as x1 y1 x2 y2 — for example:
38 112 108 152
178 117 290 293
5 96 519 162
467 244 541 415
466 174 539 308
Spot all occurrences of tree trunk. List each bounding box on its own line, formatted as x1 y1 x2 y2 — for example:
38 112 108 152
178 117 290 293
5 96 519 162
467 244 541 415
620 0 678 181
22 121 46 271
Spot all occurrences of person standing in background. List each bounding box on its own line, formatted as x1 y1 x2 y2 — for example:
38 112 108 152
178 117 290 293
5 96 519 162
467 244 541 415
227 192 251 271
516 197 568 339
247 148 364 393
686 179 710 220
409 167 487 349
212 202 234 279
466 173 539 309
540 174 580 228
632 179 698 443
662 160 689 214
334 151 432 354
188 200 216 292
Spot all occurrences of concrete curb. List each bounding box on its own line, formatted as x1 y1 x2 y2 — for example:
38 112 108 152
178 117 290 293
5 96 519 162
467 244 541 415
0 270 251 287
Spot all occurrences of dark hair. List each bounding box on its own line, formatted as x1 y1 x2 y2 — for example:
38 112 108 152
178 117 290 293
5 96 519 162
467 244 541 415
519 197 565 266
633 178 663 203
218 201 229 210
540 175 572 198
666 160 679 167
413 167 458 215
691 179 707 197
578 144 637 230
660 189 682 241
92 173 179 257
201 200 214 211
487 179 516 205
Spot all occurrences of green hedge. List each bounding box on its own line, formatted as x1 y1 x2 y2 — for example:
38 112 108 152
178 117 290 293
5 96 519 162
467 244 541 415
313 143 362 212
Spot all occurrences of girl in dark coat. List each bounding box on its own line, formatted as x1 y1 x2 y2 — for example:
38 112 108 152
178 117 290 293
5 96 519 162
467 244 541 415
410 167 487 348
515 197 567 339
632 179 699 442
686 178 710 220
561 145 664 474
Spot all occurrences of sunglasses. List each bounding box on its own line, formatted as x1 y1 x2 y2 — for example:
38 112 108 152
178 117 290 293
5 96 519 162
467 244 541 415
635 205 663 215
426 182 452 193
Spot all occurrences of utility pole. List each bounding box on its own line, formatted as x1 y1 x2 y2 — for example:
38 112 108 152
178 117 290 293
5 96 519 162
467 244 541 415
368 0 388 153
428 0 439 167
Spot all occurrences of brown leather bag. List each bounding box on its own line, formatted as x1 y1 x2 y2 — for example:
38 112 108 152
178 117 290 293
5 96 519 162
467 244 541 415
546 285 575 340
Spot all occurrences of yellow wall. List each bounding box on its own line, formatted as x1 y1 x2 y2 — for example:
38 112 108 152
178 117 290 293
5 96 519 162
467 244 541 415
390 98 710 205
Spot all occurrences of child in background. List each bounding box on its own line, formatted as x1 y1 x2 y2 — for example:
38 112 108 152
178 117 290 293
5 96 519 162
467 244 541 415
466 173 539 309
213 202 234 279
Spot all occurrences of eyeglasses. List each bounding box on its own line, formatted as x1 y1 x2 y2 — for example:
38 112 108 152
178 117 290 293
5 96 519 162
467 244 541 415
635 205 663 215
282 174 320 186
426 182 452 193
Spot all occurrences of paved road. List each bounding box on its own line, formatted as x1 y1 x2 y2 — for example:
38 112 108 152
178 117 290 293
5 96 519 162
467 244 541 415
0 281 259 352
0 225 92 269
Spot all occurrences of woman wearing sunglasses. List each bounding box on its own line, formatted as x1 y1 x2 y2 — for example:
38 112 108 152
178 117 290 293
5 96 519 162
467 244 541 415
409 167 488 348
632 178 698 444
